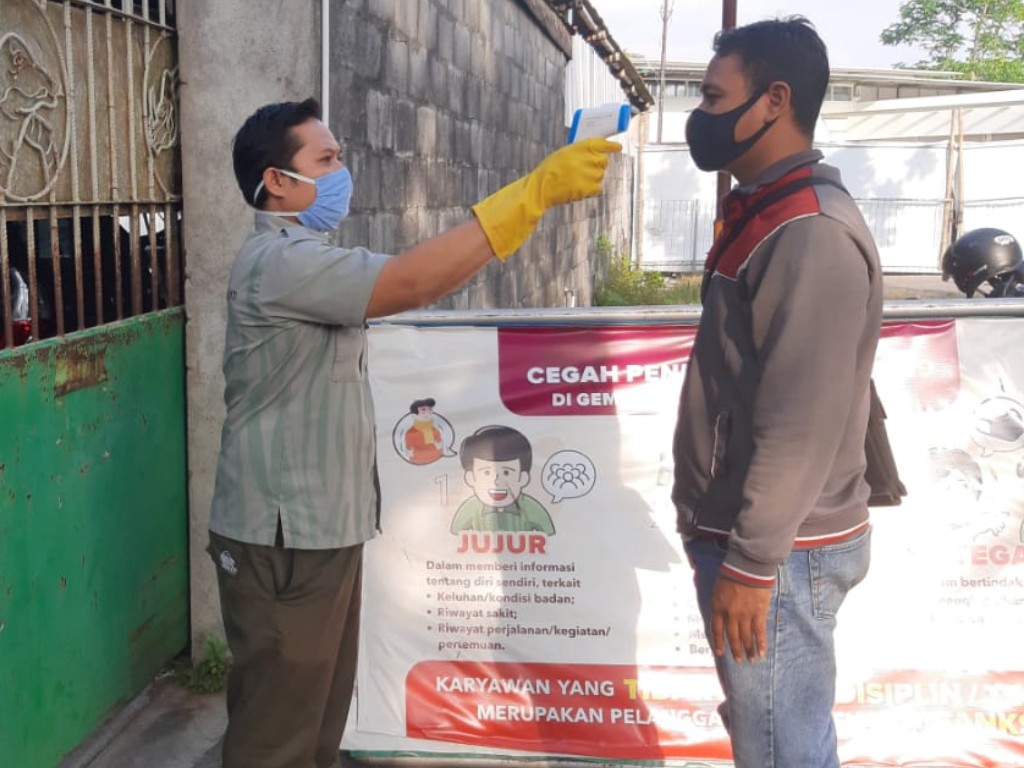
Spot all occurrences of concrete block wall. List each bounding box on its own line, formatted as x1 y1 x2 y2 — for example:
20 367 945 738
327 0 633 309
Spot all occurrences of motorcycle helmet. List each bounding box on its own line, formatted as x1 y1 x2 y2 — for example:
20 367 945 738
989 261 1024 298
942 228 1023 297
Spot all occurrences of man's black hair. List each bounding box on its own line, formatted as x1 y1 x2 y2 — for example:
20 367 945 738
459 425 532 473
713 16 829 138
232 97 321 208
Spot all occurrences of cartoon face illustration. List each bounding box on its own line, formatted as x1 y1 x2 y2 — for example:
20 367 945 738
465 456 528 509
449 425 555 535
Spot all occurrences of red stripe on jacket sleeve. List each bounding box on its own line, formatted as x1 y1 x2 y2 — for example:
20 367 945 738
719 562 776 589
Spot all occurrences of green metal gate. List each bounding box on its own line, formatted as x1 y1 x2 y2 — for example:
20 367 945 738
0 2 187 767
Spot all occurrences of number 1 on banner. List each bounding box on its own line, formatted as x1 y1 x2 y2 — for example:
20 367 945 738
434 474 448 507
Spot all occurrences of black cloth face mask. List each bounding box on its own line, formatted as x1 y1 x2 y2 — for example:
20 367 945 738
685 89 777 172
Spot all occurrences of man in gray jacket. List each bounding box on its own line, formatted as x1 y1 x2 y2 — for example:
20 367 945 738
672 18 882 768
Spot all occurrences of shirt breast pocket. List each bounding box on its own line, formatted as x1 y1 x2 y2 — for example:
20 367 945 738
331 327 366 383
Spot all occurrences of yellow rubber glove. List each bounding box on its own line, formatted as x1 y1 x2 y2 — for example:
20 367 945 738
471 138 622 260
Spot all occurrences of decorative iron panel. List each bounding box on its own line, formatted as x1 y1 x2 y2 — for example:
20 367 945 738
0 0 181 349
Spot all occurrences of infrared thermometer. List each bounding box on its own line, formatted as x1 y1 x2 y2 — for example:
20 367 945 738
567 103 631 143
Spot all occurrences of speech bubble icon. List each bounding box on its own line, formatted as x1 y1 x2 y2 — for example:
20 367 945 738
971 396 1024 455
542 450 597 503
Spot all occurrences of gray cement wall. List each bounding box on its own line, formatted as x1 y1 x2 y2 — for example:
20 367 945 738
327 0 632 308
178 0 635 651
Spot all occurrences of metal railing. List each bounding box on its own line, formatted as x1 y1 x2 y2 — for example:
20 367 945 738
859 197 946 273
640 198 715 274
0 0 181 350
641 196 952 274
642 193 1024 276
961 197 1024 238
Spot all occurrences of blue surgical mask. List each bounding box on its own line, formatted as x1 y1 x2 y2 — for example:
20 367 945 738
264 166 353 232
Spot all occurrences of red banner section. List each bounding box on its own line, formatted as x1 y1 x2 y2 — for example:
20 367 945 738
497 326 696 416
406 662 1024 765
406 660 731 760
880 318 960 410
835 670 1024 768
495 321 958 418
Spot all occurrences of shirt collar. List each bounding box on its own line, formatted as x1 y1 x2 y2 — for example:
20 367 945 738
482 501 523 516
253 210 327 239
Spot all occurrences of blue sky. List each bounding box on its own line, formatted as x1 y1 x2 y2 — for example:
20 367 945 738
588 0 929 69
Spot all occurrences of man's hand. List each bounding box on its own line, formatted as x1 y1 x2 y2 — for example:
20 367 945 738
710 576 772 663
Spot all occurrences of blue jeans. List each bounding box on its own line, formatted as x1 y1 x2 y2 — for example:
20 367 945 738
684 529 871 768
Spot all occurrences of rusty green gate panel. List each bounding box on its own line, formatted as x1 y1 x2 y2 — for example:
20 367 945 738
0 309 188 768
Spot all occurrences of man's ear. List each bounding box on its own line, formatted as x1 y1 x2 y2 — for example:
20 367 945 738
764 81 792 122
464 470 475 487
520 471 530 486
261 167 290 200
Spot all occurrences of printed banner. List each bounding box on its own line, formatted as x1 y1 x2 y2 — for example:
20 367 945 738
345 319 1024 767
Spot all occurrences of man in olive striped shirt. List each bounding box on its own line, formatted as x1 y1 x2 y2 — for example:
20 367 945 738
209 97 619 768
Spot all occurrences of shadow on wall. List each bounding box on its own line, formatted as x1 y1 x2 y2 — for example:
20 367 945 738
640 147 711 274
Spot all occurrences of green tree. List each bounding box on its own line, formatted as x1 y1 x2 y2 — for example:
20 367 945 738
881 0 1024 81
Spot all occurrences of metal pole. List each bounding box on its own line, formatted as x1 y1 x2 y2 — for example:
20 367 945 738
657 0 673 143
322 0 330 129
722 0 737 29
715 0 738 227
635 111 647 267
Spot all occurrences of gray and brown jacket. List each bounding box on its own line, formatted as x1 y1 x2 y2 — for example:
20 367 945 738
672 150 883 587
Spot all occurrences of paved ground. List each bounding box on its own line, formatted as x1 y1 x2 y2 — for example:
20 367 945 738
58 678 226 768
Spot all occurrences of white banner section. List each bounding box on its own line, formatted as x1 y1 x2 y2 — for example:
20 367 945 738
344 318 1024 767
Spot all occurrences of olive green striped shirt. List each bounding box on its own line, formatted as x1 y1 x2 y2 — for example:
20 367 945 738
210 212 390 549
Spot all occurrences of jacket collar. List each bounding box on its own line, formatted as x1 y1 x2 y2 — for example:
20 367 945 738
720 150 824 223
733 149 823 196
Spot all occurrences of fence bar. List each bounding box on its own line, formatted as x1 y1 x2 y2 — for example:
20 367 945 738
0 206 12 349
25 207 40 341
86 7 103 324
72 207 85 329
113 203 124 320
126 16 139 205
92 209 104 325
73 0 175 31
49 207 65 336
165 203 179 306
148 205 160 310
130 206 143 315
61 2 84 331
105 1 122 333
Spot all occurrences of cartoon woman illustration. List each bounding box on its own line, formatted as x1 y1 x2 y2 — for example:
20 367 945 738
404 398 444 465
